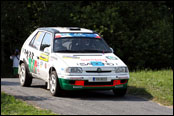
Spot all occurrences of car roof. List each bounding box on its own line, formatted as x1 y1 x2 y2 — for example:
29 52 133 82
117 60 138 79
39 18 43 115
37 27 94 33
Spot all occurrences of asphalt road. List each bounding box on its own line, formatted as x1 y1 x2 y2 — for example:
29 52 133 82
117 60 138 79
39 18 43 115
1 78 173 115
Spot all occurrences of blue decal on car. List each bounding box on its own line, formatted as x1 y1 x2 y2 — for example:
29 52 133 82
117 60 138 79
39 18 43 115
90 61 104 66
57 33 100 38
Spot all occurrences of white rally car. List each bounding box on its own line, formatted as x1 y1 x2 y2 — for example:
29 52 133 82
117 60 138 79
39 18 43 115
18 27 129 97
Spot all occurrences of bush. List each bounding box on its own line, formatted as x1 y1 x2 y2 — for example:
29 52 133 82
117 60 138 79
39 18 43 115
1 1 173 77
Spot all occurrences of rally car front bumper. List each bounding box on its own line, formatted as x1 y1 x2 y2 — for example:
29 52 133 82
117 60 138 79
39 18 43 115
58 75 129 90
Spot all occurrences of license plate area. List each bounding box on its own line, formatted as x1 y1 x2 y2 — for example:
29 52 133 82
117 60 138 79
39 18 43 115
92 77 107 82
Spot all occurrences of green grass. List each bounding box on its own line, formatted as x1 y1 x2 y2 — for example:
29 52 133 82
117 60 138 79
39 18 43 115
128 69 173 106
1 92 57 115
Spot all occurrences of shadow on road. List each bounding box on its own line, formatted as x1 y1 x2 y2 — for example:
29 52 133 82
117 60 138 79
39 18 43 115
127 86 154 101
1 78 153 102
13 95 49 101
1 80 19 86
58 88 153 102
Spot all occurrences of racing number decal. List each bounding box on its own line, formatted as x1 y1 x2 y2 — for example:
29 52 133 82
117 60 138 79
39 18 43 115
24 49 37 73
24 49 34 60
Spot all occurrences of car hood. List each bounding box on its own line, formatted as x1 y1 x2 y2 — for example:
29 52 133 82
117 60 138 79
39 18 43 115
55 53 127 67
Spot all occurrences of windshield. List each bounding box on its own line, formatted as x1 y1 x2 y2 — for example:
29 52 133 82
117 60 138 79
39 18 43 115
53 37 112 53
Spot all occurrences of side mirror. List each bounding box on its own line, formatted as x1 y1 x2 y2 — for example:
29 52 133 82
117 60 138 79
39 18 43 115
44 47 50 54
110 47 114 53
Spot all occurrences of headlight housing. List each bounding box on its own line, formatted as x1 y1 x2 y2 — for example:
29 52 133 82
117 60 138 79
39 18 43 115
66 67 83 73
115 67 129 73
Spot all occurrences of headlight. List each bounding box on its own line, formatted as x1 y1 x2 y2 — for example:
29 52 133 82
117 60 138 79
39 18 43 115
115 67 128 73
66 67 83 73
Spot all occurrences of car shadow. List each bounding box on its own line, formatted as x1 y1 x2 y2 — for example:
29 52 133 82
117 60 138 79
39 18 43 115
127 86 154 101
1 78 154 102
13 95 49 101
30 84 153 102
59 87 153 102
1 80 19 86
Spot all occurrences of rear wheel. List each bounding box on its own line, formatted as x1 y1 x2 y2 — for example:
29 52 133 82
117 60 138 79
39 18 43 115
113 88 127 97
49 71 64 96
19 63 32 87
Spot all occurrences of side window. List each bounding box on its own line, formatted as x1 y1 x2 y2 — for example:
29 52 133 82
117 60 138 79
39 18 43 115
40 33 52 51
29 33 37 46
29 31 45 50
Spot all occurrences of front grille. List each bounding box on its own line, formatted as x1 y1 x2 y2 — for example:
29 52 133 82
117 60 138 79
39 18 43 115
86 71 111 73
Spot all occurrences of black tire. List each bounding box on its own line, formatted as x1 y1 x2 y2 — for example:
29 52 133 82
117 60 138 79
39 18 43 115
113 88 127 97
49 71 64 96
19 63 32 87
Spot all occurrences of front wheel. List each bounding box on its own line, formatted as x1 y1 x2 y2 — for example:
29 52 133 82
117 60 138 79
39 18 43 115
49 71 64 96
113 88 127 97
19 63 32 87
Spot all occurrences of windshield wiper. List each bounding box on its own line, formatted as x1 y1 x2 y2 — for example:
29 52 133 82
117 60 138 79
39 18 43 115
103 51 112 53
81 50 105 53
55 50 111 53
55 50 81 53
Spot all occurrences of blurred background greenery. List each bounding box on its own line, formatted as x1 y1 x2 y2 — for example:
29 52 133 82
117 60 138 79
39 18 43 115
1 1 173 77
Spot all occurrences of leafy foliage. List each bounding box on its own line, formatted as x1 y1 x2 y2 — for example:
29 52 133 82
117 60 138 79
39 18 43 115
1 1 173 76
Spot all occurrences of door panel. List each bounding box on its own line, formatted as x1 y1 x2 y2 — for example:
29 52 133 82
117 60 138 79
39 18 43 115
38 32 52 81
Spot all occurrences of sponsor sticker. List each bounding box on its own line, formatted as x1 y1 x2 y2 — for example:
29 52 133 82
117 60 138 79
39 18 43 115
55 33 101 38
45 63 47 69
50 56 58 61
40 61 43 68
115 85 124 88
62 56 80 59
73 86 83 88
77 62 115 66
91 61 104 66
39 53 49 62
106 56 117 60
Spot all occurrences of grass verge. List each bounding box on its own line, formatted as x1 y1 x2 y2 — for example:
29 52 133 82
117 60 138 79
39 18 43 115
128 69 173 106
1 92 57 115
